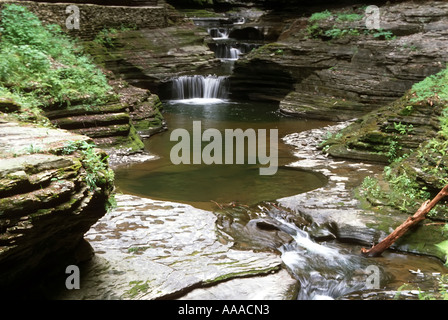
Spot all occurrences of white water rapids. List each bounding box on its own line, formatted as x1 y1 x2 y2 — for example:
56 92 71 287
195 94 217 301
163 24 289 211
266 213 376 300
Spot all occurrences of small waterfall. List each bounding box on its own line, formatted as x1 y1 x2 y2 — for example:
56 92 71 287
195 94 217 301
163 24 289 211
208 27 229 40
272 215 374 300
229 47 241 60
213 44 241 60
211 43 260 61
171 75 229 102
240 204 382 300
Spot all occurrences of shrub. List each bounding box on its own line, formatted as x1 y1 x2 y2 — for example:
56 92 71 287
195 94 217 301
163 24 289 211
409 66 448 104
59 140 115 191
0 4 114 108
309 10 332 22
336 13 363 22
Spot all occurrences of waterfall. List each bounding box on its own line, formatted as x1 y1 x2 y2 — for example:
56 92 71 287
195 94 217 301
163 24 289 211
229 47 241 60
213 44 241 60
211 43 259 61
171 75 229 103
208 27 229 40
259 211 379 300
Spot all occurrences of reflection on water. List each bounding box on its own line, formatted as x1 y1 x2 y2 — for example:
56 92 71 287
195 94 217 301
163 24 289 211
114 100 332 210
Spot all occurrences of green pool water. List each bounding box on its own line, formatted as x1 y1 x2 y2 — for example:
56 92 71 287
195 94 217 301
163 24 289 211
114 99 332 209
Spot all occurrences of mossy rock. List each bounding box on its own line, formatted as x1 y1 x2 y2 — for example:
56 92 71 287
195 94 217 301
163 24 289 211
280 91 371 121
52 112 131 130
327 144 389 163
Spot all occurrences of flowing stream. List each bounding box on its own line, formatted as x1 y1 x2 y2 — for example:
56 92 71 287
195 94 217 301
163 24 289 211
112 17 448 300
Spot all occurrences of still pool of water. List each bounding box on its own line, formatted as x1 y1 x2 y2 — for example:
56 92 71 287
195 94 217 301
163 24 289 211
114 99 333 210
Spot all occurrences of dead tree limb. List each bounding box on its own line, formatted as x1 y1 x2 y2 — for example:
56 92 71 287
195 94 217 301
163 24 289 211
361 184 448 257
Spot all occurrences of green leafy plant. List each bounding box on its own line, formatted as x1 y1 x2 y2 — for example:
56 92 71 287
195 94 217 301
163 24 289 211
275 49 284 55
309 10 332 22
59 140 114 191
94 28 120 48
0 4 114 109
336 13 363 22
409 66 448 104
359 176 384 200
306 10 393 41
393 122 414 135
371 29 396 40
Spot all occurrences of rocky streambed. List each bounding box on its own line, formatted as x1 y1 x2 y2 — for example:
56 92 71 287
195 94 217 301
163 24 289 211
56 194 297 300
54 120 447 300
1 0 448 300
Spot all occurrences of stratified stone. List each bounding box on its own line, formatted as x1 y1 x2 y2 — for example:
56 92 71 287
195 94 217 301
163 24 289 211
0 116 114 298
57 194 292 300
85 24 220 94
277 121 448 261
231 2 448 121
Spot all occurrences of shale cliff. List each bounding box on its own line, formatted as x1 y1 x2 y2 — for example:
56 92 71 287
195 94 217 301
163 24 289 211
231 1 448 121
0 108 114 297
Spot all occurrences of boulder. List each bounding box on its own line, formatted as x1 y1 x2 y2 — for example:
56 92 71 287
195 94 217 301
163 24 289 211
0 115 114 298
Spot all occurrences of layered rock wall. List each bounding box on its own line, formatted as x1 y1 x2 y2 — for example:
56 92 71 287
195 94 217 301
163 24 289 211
0 0 169 40
0 112 114 297
84 24 220 94
231 2 448 121
44 83 165 153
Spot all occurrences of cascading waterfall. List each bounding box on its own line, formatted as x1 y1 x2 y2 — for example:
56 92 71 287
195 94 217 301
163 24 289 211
214 44 241 60
211 43 260 61
260 210 381 300
208 27 229 40
170 75 230 103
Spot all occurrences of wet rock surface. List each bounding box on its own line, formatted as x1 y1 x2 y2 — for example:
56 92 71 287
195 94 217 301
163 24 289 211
57 194 295 300
0 116 113 297
277 122 410 249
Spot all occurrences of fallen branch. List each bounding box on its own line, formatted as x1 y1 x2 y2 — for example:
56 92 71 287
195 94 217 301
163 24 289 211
361 184 448 257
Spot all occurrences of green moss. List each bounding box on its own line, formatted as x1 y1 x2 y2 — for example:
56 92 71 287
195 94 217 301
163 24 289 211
436 239 448 264
126 280 151 298
127 246 152 254
176 8 221 18
114 125 145 152
203 265 280 285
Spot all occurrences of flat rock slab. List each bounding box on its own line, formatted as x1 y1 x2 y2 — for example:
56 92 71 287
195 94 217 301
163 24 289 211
59 194 290 300
179 268 299 300
0 120 90 158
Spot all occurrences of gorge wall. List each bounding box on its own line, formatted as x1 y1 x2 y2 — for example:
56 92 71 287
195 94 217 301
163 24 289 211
230 1 448 121
0 0 169 40
2 0 448 297
0 108 114 298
